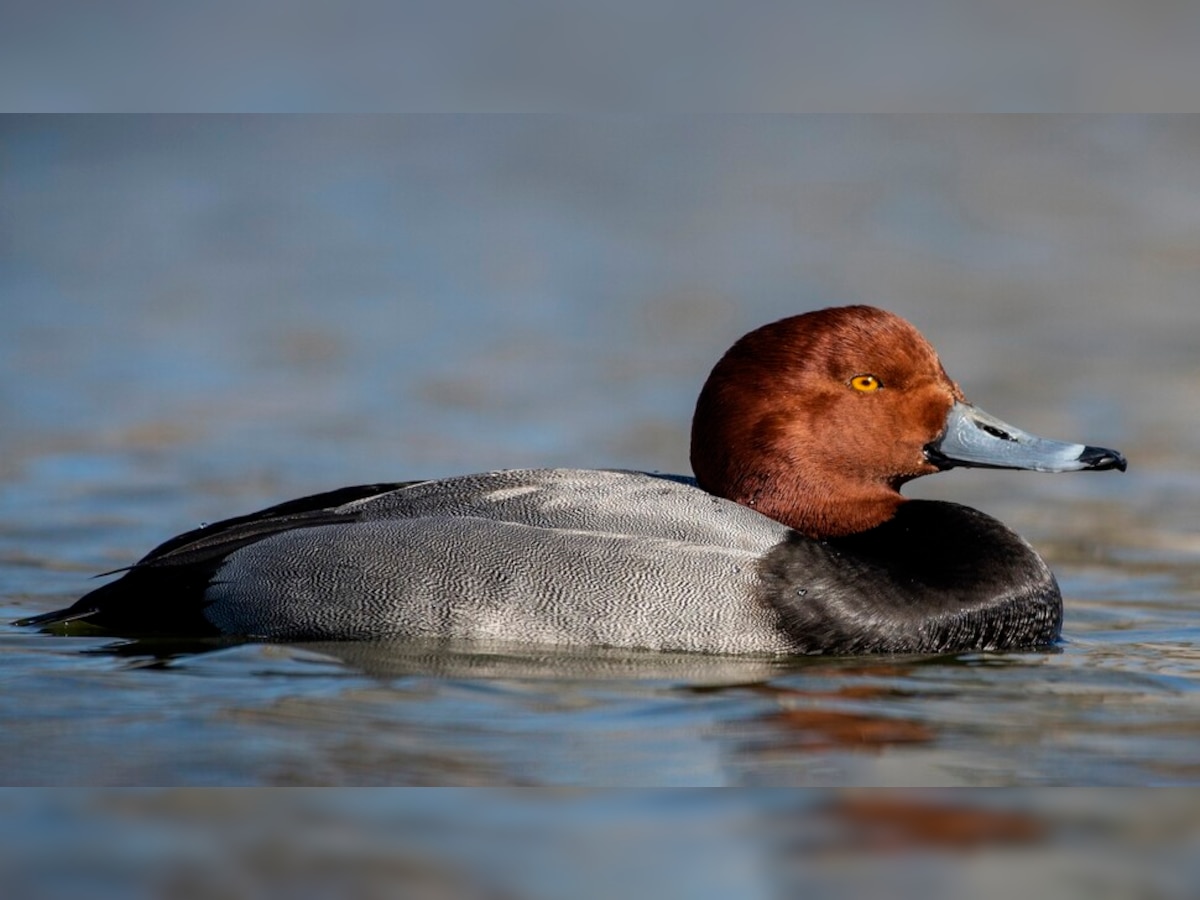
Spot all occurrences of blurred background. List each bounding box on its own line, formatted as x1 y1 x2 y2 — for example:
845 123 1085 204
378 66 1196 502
4 0 1200 111
2 116 1200 893
1 116 1189 565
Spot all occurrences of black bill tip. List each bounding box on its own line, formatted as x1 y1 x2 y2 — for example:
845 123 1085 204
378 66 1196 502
1077 446 1127 472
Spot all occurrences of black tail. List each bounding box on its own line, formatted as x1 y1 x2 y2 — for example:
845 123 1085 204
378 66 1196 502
14 565 223 635
13 481 419 636
13 604 100 628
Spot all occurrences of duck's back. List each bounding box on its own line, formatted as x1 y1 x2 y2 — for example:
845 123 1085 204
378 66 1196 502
127 469 797 652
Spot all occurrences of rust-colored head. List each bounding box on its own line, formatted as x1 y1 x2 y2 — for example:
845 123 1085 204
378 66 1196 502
691 305 1126 538
690 306 964 538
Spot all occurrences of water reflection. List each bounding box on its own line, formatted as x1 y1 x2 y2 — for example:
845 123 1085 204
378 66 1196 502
813 792 1047 851
745 679 937 754
23 635 1071 785
2 788 1198 900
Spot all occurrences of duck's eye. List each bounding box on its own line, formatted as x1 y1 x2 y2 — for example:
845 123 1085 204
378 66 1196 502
850 374 882 393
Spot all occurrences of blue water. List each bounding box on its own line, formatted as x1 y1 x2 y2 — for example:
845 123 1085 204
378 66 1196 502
2 118 1199 813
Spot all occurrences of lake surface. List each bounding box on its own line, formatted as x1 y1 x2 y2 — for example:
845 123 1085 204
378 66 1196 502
2 118 1199 808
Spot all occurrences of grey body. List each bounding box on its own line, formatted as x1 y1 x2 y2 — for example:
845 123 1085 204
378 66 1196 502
207 469 798 653
22 467 1068 654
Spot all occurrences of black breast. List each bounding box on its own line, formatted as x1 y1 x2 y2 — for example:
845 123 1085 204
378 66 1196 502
757 500 1062 654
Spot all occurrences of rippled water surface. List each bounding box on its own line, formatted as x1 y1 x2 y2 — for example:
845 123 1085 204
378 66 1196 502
2 117 1200 789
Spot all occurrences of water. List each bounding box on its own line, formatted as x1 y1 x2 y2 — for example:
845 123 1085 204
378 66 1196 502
2 118 1199 804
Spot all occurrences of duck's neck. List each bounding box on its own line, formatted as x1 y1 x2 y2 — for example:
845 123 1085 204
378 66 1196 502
706 466 906 539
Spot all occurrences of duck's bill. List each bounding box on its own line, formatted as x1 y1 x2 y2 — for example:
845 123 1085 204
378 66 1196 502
925 401 1127 473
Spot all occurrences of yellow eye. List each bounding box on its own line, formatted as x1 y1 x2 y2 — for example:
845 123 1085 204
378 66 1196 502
850 374 881 393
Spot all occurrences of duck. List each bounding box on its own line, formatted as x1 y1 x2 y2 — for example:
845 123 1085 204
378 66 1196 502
16 306 1125 655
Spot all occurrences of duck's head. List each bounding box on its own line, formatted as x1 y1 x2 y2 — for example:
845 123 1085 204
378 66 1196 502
690 305 1125 538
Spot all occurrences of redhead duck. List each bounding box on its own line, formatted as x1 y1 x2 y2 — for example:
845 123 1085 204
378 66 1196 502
17 306 1125 654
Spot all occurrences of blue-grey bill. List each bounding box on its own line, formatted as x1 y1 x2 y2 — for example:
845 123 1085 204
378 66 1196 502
925 401 1127 473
